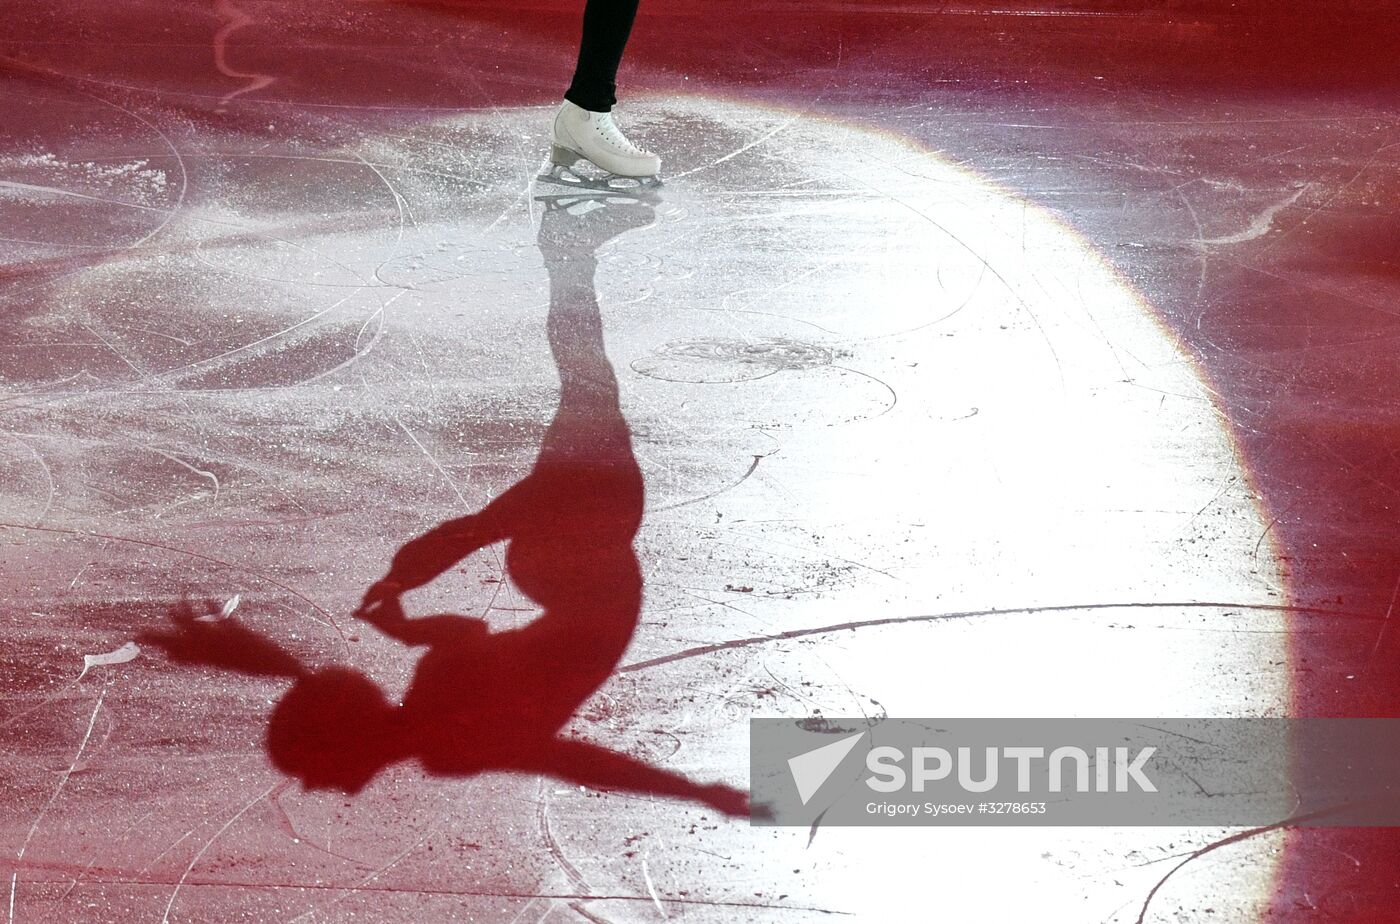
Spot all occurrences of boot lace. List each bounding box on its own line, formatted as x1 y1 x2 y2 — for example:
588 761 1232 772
594 113 651 157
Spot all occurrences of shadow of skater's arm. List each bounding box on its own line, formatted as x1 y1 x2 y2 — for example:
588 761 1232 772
515 737 753 818
138 603 307 679
356 595 485 647
363 508 511 605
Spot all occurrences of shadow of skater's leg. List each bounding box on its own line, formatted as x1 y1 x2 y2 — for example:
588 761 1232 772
516 737 752 818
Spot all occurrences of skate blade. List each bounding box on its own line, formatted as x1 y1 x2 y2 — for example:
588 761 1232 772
537 150 662 194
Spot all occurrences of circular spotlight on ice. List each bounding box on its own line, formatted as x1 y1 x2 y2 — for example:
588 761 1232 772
2 93 1288 924
513 98 1289 923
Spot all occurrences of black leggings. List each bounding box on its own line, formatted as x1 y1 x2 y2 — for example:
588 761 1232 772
564 0 640 113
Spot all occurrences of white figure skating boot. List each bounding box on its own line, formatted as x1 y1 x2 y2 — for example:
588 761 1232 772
542 100 661 190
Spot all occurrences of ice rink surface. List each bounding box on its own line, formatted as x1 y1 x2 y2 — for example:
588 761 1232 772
2 2 1399 921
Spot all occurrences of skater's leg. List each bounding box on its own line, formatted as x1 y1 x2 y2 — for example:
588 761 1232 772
547 1 659 190
565 0 641 114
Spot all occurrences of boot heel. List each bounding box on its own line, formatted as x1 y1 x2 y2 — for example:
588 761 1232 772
550 145 583 168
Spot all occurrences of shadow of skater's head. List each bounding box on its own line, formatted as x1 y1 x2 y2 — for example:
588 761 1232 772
266 667 401 794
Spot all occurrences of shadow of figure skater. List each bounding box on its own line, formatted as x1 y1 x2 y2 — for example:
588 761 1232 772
142 190 751 817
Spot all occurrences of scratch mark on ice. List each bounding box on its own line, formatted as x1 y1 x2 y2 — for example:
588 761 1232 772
0 181 165 212
198 594 242 622
77 642 140 680
621 599 1372 673
10 692 104 924
641 856 667 919
149 447 221 503
668 116 800 181
7 438 54 527
1197 184 1312 246
213 0 276 109
0 521 347 646
160 785 276 924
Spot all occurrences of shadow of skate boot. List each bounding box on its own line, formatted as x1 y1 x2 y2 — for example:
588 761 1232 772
535 190 659 262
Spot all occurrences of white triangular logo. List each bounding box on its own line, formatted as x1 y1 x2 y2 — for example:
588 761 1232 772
787 731 865 805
